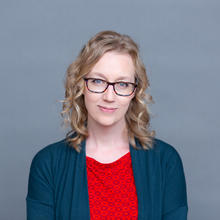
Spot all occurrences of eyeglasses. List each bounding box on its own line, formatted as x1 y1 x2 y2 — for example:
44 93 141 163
84 78 137 96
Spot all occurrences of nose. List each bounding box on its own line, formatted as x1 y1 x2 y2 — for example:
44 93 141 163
102 84 116 102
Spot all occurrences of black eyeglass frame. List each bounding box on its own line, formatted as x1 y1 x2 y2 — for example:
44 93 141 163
83 77 138 97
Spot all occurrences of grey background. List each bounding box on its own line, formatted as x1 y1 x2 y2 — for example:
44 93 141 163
0 0 219 219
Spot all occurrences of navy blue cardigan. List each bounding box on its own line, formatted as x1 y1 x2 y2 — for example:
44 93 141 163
26 137 188 219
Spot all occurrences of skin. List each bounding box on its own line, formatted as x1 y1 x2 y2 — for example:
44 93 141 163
83 51 136 163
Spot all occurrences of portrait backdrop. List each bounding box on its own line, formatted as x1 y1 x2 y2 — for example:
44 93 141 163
0 0 219 219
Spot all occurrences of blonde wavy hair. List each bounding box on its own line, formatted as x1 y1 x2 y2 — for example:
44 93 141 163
61 30 155 152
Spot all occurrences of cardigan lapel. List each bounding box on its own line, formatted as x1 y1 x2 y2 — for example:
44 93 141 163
72 139 90 219
130 140 162 220
130 143 152 219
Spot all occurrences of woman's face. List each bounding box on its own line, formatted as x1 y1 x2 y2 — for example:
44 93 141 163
83 51 136 128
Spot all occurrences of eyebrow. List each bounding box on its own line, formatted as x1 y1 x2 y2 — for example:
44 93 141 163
89 72 133 81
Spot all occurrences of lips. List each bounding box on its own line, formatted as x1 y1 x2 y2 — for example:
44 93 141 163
98 105 117 113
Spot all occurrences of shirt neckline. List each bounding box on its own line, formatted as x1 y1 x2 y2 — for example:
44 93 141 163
86 151 130 168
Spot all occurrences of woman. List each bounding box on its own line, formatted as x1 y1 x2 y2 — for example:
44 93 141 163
26 30 188 219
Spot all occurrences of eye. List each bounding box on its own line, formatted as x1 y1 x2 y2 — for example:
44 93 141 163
91 78 105 84
118 82 129 88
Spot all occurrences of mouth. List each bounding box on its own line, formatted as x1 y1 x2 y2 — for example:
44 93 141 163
98 105 117 113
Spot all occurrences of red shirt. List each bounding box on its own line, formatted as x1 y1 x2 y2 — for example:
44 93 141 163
86 152 138 219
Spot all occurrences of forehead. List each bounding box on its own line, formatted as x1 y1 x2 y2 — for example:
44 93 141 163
88 51 135 81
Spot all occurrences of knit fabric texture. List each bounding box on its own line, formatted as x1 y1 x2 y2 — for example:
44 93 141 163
86 152 138 219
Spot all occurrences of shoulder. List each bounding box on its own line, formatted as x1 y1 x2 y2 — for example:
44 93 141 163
136 137 185 165
29 138 78 172
151 137 186 169
152 138 180 155
31 138 68 162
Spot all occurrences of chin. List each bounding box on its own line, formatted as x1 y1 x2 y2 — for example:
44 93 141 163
92 115 120 127
88 113 125 128
97 119 117 127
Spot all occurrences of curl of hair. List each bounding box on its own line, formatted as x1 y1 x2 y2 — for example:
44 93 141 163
60 30 155 152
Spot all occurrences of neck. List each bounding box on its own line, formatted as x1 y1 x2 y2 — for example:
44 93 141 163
86 118 129 152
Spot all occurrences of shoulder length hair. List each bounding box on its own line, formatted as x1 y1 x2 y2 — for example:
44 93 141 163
61 30 155 152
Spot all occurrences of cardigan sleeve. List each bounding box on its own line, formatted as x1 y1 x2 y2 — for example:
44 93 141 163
162 147 188 220
26 147 55 220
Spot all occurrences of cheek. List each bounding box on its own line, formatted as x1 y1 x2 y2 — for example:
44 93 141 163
84 91 100 110
118 97 133 111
